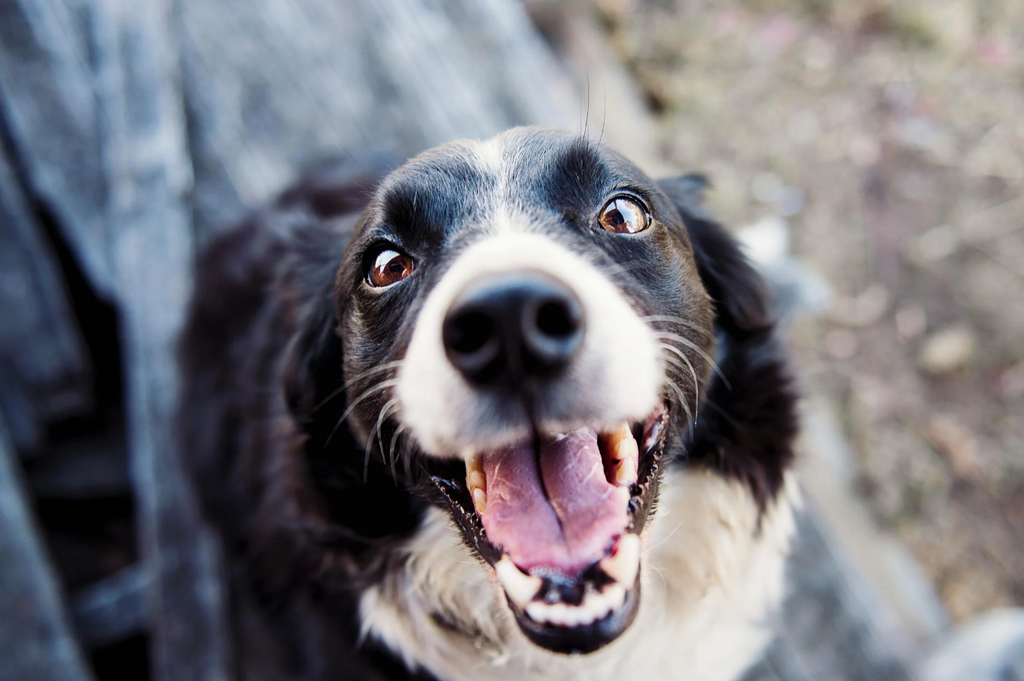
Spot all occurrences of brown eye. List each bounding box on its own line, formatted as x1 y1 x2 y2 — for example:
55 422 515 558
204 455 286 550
599 196 650 234
368 249 414 287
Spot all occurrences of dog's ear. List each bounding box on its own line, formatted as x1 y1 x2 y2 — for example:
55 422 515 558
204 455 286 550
657 175 796 511
657 175 770 334
281 291 345 422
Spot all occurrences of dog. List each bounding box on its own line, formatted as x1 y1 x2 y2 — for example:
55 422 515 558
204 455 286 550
179 127 799 681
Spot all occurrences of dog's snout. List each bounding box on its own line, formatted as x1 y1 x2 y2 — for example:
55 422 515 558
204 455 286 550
442 273 584 387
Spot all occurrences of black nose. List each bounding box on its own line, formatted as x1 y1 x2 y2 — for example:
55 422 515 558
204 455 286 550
442 273 585 387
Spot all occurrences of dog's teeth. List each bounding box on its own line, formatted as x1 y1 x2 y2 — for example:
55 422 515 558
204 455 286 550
466 454 487 513
469 470 485 490
644 420 663 452
604 583 627 611
495 556 542 608
613 457 637 487
613 427 638 462
603 423 638 487
525 601 547 623
466 453 484 478
600 533 641 587
522 583 626 627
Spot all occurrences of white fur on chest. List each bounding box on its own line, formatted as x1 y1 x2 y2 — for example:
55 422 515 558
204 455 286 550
360 469 799 681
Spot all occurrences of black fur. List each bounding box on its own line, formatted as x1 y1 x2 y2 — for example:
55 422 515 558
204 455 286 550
178 131 797 680
658 175 798 508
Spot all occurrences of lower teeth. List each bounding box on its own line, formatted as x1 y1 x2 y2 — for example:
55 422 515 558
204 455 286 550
597 534 641 586
524 583 626 627
495 556 542 608
494 533 642 628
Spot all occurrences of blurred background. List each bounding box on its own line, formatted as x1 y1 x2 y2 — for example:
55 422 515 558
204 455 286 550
594 0 1024 622
0 0 1021 680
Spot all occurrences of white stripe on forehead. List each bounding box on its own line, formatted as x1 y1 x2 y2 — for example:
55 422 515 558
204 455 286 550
463 130 556 236
465 134 507 178
462 133 517 235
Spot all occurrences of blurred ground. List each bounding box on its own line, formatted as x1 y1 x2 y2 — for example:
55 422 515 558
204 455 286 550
598 0 1024 622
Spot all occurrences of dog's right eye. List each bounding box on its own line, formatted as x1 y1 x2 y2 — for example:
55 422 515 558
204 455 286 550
368 249 415 287
599 196 650 234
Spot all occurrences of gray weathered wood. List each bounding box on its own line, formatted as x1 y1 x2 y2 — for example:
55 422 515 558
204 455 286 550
0 413 95 681
773 510 917 681
0 142 91 453
738 510 918 681
26 422 129 498
742 642 819 681
0 0 113 298
177 0 579 234
71 565 149 649
918 610 1024 681
91 0 233 678
741 658 787 681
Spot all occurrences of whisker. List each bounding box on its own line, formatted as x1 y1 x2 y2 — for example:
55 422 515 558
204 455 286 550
388 423 408 481
648 562 669 593
377 399 400 463
659 368 700 428
313 360 403 413
664 378 697 439
650 519 687 552
324 378 400 451
584 72 591 139
401 435 416 481
659 343 701 407
661 377 694 437
640 314 715 338
660 345 700 440
655 332 731 389
365 398 400 483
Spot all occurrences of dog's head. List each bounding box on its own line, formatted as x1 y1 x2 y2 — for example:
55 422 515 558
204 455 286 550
325 128 770 654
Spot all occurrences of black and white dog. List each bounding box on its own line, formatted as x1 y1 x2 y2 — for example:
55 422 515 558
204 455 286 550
179 127 799 681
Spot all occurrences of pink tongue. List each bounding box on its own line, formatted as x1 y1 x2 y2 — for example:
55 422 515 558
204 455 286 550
479 427 630 576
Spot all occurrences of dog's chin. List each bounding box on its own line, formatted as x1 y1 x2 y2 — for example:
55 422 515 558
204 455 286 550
510 575 642 654
422 402 670 655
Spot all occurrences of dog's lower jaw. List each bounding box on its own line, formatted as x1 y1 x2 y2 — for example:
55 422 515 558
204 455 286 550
359 469 800 681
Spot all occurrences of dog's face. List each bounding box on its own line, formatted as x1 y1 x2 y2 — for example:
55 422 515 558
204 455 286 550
333 128 716 654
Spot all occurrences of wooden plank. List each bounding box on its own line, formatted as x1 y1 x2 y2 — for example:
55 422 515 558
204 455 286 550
0 0 113 298
0 412 95 681
741 658 786 681
797 397 948 657
26 422 129 499
176 0 579 234
741 641 817 681
0 141 91 453
91 0 233 678
920 610 1024 681
739 509 920 681
762 644 815 681
773 510 917 681
71 565 149 649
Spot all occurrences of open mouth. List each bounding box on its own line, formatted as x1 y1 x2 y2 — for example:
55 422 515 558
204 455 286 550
429 404 670 654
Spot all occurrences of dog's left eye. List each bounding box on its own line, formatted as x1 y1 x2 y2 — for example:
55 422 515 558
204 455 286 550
599 196 651 234
368 249 415 287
